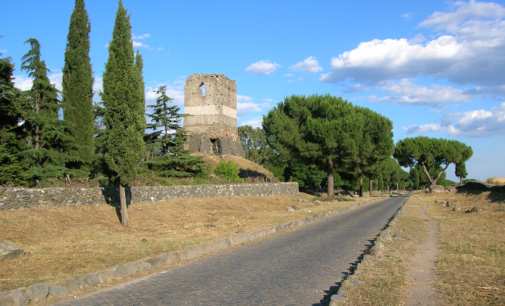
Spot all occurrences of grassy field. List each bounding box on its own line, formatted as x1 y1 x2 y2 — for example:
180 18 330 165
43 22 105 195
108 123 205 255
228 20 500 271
341 195 427 305
420 190 505 305
485 177 505 185
0 192 382 294
341 189 505 305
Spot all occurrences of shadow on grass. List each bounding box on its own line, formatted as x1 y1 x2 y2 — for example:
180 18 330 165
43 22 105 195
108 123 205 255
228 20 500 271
456 182 505 203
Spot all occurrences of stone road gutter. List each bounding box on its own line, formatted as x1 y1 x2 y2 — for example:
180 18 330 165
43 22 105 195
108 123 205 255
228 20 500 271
0 196 387 306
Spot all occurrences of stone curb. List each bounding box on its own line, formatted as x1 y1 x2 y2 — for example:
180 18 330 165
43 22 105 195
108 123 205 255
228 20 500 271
329 194 411 305
0 196 388 305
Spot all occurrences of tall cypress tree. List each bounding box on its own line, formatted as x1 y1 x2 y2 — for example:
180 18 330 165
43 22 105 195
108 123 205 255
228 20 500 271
103 0 146 227
62 0 94 173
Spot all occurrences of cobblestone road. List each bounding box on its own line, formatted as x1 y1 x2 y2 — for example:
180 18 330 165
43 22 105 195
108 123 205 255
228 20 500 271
55 195 407 306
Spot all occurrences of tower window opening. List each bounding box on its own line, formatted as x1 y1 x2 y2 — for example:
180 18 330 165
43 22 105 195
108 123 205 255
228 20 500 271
200 83 206 97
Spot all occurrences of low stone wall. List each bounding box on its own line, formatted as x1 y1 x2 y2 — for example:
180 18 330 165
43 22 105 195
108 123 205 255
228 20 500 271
0 183 299 210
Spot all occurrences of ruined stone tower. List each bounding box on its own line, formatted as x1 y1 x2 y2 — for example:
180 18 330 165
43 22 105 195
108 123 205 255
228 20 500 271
183 73 244 157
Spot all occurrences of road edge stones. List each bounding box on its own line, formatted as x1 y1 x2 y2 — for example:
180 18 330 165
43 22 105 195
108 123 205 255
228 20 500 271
329 194 411 305
0 196 388 306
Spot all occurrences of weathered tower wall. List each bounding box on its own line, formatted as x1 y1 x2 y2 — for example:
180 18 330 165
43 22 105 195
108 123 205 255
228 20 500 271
183 74 244 157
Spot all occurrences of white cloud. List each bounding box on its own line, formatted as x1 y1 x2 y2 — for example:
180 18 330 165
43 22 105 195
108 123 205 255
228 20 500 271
13 71 62 92
237 95 253 102
157 47 164 51
93 77 103 102
321 1 505 87
104 43 109 48
263 98 274 102
245 60 280 75
289 56 323 73
0 49 7 54
370 79 470 105
146 85 184 106
401 13 413 21
240 116 263 128
12 75 33 91
132 33 151 40
403 102 505 137
238 102 262 117
343 83 369 93
132 41 148 48
283 73 294 77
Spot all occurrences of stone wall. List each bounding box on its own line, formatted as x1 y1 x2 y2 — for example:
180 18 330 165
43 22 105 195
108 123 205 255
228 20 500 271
0 183 299 210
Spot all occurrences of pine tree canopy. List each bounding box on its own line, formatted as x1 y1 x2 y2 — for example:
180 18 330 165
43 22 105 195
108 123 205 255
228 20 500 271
394 136 473 186
62 0 94 170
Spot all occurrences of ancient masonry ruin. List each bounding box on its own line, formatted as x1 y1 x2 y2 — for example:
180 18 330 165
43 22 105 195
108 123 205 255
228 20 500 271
184 73 244 157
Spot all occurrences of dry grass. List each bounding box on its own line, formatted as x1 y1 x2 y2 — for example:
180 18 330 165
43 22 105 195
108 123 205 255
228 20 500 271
0 192 381 294
341 196 427 305
485 177 505 185
416 191 505 305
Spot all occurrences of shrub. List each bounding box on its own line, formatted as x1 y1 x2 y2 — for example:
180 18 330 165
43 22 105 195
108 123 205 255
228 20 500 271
214 161 241 183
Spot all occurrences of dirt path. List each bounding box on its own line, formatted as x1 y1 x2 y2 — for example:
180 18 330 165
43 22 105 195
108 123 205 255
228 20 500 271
405 197 441 305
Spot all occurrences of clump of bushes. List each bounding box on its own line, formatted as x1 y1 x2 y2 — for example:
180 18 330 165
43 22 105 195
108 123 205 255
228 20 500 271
214 161 241 183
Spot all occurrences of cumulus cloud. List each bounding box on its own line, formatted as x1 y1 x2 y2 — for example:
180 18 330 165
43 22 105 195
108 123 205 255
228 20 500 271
403 102 505 137
145 84 184 106
370 79 470 105
12 75 33 91
238 102 262 117
132 33 151 40
237 95 253 102
157 47 164 51
132 41 148 48
320 1 505 87
263 98 274 102
245 60 280 75
289 56 323 73
283 73 294 77
343 83 369 94
240 116 263 128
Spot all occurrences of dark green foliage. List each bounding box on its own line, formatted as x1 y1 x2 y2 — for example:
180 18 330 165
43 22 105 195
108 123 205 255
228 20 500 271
394 136 473 185
378 173 384 191
102 1 146 186
146 154 208 178
214 161 240 182
410 168 420 190
238 125 270 165
263 94 365 197
455 162 468 185
62 0 94 172
350 107 395 196
20 39 84 183
145 85 185 157
285 163 326 189
0 52 28 185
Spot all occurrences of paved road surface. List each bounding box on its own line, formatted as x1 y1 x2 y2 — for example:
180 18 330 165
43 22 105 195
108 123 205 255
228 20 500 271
55 195 407 306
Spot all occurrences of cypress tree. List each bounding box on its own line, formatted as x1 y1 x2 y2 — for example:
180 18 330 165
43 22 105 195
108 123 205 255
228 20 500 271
455 162 467 186
103 1 146 227
62 0 94 173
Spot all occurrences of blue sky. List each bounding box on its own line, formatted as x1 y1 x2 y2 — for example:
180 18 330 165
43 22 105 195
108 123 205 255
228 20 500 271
1 0 505 182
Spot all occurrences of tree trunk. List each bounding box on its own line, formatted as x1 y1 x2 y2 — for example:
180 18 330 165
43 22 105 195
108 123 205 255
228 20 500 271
359 173 363 197
386 183 390 192
119 184 129 227
433 164 450 185
34 94 40 150
369 179 374 197
327 159 334 198
420 162 435 185
396 182 399 191
459 176 462 186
